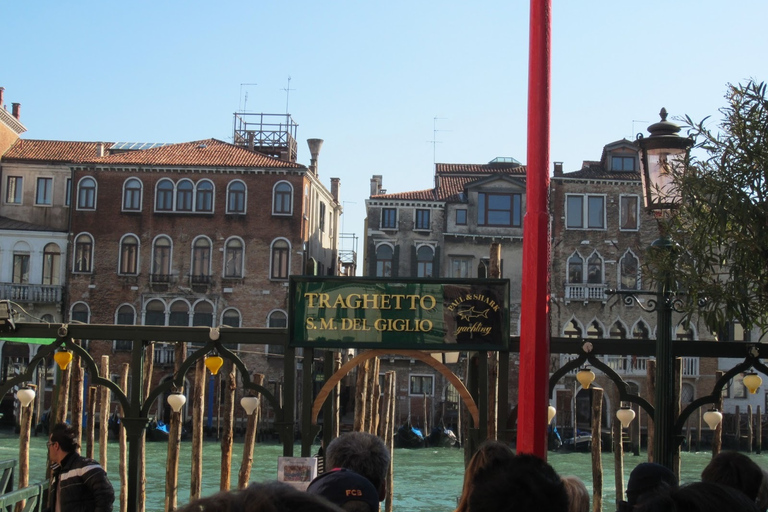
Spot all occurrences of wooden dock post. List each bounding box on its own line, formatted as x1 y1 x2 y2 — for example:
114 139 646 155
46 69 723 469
613 410 624 509
238 374 264 489
15 384 35 512
220 361 236 491
591 387 603 512
99 356 110 470
119 364 130 512
86 387 96 459
384 373 396 512
191 358 206 500
353 357 369 432
71 359 84 448
54 360 71 426
713 371 724 457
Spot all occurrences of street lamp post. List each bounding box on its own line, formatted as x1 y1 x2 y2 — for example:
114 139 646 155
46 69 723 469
636 109 693 469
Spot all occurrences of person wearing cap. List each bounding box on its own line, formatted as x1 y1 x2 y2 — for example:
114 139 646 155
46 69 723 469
617 462 678 511
324 432 390 502
307 468 381 512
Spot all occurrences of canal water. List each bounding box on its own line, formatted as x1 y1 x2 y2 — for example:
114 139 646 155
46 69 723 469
3 431 768 511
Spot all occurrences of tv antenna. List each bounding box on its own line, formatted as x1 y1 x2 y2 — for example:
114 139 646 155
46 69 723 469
239 83 258 112
428 116 449 164
632 119 649 139
282 76 294 114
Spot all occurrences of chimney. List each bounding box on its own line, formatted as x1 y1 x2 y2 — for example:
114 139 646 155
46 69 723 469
553 161 563 177
96 143 105 158
370 175 383 196
330 177 340 203
0 87 4 108
11 103 20 120
307 139 324 175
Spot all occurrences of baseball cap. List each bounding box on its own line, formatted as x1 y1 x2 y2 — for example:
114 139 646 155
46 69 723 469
307 468 380 512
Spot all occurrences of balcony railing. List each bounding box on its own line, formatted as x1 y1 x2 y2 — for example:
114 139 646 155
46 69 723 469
565 284 607 302
0 284 63 303
190 274 211 285
562 354 700 378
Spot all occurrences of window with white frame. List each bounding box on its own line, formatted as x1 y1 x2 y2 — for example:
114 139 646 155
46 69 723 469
567 253 583 283
611 155 636 171
152 236 172 281
586 252 603 284
119 235 139 275
455 209 467 226
224 238 244 278
375 245 394 277
415 209 430 230
144 299 166 326
176 180 194 212
195 180 214 212
156 179 174 211
77 177 97 210
65 178 72 207
319 202 326 231
221 309 241 328
409 374 434 396
227 181 246 214
620 195 639 230
42 243 61 285
450 257 472 278
381 208 397 229
71 302 90 324
36 177 53 205
115 305 135 351
73 233 93 273
566 194 605 229
168 300 190 326
192 301 213 326
271 239 290 279
5 176 22 204
12 251 30 284
123 178 142 211
268 310 287 355
191 237 211 282
632 321 650 339
416 246 434 278
619 251 639 290
273 182 293 215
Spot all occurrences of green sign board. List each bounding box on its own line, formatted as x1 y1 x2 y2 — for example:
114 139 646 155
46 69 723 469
289 277 509 350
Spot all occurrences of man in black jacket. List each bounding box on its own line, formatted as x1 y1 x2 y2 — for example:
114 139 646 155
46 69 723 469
45 422 114 512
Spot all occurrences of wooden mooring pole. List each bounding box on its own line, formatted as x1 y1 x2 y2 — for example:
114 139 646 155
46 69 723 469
191 358 206 500
119 364 129 512
613 411 623 510
238 374 264 489
86 387 96 460
99 356 110 470
15 385 35 512
713 371 724 457
591 387 603 512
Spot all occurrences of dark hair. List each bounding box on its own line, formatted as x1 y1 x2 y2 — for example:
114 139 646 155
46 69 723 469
701 451 763 501
455 440 515 512
561 476 590 512
635 481 761 512
49 422 79 453
173 481 344 512
466 453 568 512
325 432 390 496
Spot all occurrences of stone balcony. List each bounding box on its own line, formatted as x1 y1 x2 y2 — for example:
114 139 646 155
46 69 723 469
0 283 63 303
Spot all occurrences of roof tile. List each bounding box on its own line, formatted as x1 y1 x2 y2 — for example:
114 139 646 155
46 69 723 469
3 139 115 163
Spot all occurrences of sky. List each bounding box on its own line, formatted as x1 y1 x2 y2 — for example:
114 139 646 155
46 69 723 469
3 0 766 267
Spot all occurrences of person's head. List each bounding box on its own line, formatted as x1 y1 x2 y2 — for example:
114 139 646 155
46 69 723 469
325 432 390 501
173 481 344 512
467 453 568 512
701 450 763 502
625 463 677 508
635 481 761 512
455 441 515 512
48 422 79 464
307 468 380 512
561 475 589 512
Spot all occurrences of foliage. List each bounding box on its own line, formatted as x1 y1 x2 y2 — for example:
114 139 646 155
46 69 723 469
652 80 768 336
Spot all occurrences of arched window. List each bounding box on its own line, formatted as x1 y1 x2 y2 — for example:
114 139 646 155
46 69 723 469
376 245 393 277
267 310 288 355
144 299 166 325
587 320 604 338
119 235 140 275
77 177 97 210
191 237 211 282
115 305 136 351
227 181 246 214
12 242 30 284
270 239 290 279
176 180 194 212
123 178 143 211
152 236 172 281
273 182 293 215
42 243 61 285
71 302 90 324
156 179 174 211
587 252 603 284
192 301 213 326
416 246 434 278
563 319 582 338
169 300 190 326
610 321 627 339
620 251 639 290
224 238 244 278
633 321 650 339
676 322 694 341
567 253 583 283
73 233 93 273
221 309 241 328
195 180 214 212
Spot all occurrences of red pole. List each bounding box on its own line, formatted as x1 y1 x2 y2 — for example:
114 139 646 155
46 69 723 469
517 0 552 458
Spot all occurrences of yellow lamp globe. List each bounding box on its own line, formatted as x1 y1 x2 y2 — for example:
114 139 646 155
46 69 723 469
616 406 636 428
743 372 762 394
54 350 73 371
547 405 556 425
576 367 596 389
205 355 224 375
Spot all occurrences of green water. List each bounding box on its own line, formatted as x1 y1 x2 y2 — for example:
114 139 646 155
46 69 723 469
3 432 768 511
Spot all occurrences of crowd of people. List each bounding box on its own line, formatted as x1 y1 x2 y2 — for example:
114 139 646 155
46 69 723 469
40 424 768 512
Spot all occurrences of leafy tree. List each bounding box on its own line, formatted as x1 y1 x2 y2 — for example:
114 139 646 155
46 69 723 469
655 80 768 337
